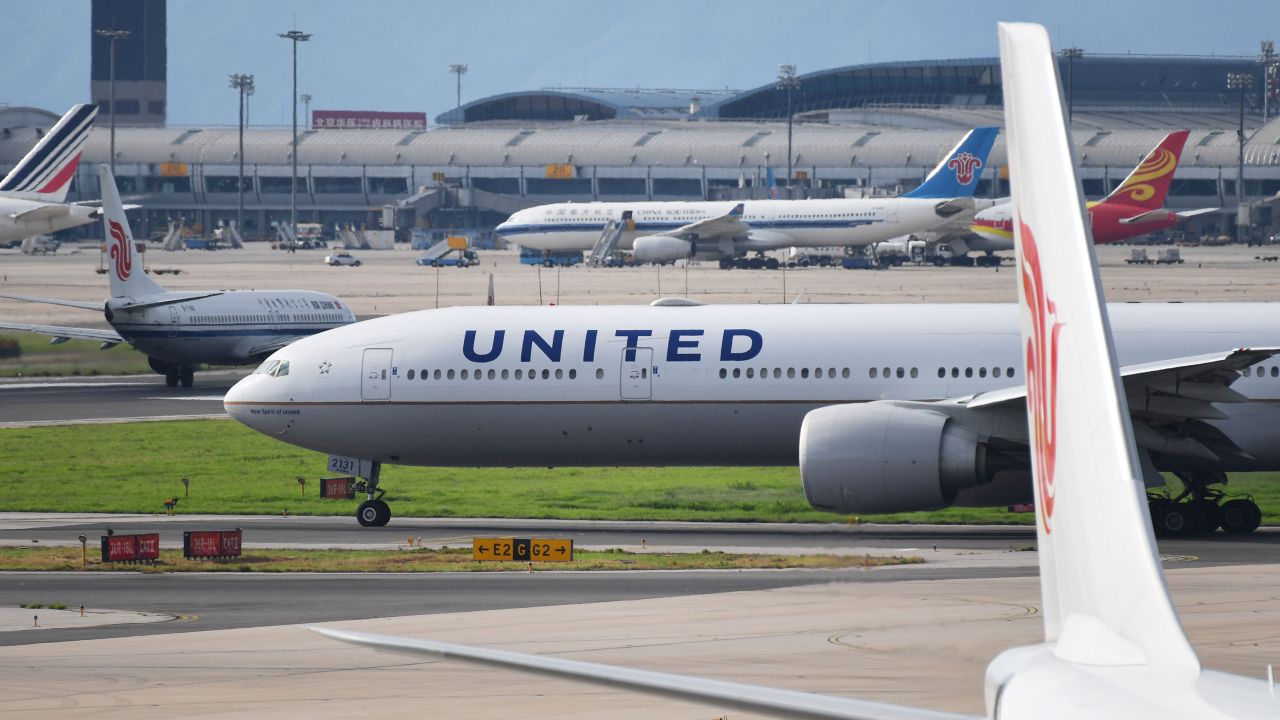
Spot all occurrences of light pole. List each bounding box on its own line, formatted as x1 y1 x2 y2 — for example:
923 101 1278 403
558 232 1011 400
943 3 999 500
95 28 131 176
1262 40 1277 121
1060 47 1084 125
278 29 312 244
229 74 254 238
1227 72 1253 245
776 64 800 194
449 64 468 111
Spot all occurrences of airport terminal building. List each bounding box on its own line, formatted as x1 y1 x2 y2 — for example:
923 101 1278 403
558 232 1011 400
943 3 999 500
3 54 1278 242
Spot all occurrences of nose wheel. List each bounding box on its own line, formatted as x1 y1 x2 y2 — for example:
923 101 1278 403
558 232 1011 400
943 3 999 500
353 461 390 527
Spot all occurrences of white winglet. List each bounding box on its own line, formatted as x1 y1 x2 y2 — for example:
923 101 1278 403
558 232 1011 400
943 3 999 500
98 165 166 299
997 19 1199 674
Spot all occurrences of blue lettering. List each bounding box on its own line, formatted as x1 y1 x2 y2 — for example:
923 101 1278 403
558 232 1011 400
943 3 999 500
615 329 653 362
463 330 504 363
667 329 703 362
720 329 762 362
583 329 597 362
521 329 564 362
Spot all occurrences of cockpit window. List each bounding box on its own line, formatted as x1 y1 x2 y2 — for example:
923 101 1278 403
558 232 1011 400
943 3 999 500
275 361 289 377
255 359 279 375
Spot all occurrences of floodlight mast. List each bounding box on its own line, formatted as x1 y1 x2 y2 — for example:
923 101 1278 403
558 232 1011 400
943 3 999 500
278 29 312 245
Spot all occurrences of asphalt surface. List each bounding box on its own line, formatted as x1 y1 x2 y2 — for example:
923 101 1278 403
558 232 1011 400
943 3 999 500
0 370 242 425
3 515 1276 648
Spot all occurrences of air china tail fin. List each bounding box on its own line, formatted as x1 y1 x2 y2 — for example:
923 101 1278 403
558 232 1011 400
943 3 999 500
998 22 1199 676
902 127 999 199
0 104 97 203
1098 130 1190 210
98 165 166 298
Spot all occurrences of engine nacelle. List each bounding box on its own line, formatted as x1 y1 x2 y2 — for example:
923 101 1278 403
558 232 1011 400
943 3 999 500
632 235 692 263
799 401 993 515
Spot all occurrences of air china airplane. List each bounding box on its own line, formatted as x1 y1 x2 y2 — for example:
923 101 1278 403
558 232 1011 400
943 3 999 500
495 127 999 267
315 24 1278 719
0 104 100 244
0 166 356 387
957 129 1215 255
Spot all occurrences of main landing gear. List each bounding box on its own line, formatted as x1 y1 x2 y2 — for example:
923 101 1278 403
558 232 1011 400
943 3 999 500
150 358 195 388
354 461 390 527
1148 471 1262 537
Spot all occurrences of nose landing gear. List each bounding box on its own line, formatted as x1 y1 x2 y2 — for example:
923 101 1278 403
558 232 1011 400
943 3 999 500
353 461 390 527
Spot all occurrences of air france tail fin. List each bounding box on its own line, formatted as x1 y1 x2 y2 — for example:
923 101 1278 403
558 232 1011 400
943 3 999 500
999 22 1199 676
0 104 97 203
902 127 999 199
1099 130 1190 210
99 165 166 298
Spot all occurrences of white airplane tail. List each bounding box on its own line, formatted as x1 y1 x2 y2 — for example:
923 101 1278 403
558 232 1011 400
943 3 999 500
99 165 166 298
0 104 97 203
998 22 1200 676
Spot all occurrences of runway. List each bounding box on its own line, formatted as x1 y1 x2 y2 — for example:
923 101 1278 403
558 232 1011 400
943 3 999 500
0 370 241 426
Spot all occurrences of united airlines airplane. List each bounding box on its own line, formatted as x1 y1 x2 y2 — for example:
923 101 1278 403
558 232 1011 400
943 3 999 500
226 298 1278 532
496 127 999 267
0 166 356 387
315 24 1279 719
0 104 100 244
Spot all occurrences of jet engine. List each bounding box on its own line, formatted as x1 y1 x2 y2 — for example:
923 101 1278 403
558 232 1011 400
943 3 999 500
799 401 996 515
632 235 692 263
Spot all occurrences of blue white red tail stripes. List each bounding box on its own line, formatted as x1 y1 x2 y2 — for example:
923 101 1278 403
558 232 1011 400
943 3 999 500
0 104 97 202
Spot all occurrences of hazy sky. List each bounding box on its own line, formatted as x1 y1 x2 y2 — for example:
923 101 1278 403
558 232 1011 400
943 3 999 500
3 0 1275 126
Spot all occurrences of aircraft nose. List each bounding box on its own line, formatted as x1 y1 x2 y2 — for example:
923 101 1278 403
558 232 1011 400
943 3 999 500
223 373 293 437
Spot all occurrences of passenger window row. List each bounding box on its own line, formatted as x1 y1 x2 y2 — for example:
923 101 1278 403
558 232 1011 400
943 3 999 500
405 367 607 382
936 366 1016 380
719 367 852 380
1242 366 1279 378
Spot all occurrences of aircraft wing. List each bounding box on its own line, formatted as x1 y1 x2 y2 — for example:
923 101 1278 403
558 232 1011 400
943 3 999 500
313 628 977 720
0 293 104 311
7 203 70 223
964 347 1279 462
113 291 225 311
243 336 307 360
668 203 750 240
1174 207 1219 220
0 321 122 344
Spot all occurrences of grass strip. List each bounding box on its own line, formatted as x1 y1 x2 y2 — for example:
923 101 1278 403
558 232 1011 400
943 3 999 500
1 419 1276 525
0 546 920 573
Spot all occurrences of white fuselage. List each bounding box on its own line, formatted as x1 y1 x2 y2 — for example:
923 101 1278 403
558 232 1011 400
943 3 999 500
225 302 1280 472
109 290 355 366
496 199 957 253
0 196 96 243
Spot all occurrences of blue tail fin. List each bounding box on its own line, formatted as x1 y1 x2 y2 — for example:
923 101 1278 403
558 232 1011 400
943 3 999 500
765 167 778 198
902 127 999 199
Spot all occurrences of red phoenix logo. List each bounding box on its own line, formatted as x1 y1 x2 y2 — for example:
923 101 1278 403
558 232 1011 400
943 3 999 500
108 219 132 281
947 152 983 185
1018 217 1063 534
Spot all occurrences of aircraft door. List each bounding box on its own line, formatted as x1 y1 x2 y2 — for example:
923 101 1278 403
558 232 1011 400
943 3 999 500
620 347 653 401
167 306 179 338
885 204 899 224
361 348 393 401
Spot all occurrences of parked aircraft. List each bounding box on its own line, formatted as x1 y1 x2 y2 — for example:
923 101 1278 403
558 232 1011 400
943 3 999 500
0 104 99 244
0 166 356 387
313 23 1279 719
495 127 999 267
950 129 1215 258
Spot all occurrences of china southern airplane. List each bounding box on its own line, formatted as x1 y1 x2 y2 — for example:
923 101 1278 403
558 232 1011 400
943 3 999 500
495 127 999 267
316 24 1279 719
0 104 100 244
0 166 356 387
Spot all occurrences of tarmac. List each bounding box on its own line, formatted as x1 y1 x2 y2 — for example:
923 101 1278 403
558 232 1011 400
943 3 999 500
1 565 1277 718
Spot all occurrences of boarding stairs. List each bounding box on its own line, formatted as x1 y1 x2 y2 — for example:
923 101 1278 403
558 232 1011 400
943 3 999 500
587 219 625 267
419 238 456 261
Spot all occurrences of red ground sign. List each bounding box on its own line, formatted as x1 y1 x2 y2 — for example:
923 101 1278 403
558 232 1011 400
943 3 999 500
100 533 160 562
184 530 243 559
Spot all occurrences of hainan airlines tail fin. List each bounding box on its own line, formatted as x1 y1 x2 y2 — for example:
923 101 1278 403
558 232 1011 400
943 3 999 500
0 104 97 203
998 22 1199 676
1098 130 1190 210
901 127 999 199
99 165 166 298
